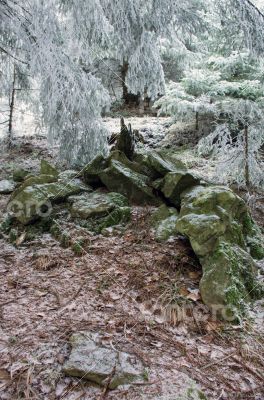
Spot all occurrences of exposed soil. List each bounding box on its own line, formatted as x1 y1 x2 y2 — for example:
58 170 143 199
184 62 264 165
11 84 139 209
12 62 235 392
0 136 264 400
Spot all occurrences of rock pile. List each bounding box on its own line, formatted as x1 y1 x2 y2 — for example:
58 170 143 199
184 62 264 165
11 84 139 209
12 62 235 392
1 141 263 317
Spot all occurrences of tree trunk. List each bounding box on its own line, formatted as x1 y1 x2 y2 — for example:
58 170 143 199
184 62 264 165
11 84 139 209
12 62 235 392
121 62 140 106
244 124 250 188
195 111 199 131
8 66 16 146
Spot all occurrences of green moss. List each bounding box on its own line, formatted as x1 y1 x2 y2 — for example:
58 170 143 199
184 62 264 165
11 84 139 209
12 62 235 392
60 232 71 248
72 238 84 255
0 215 14 234
82 154 108 186
9 228 18 243
201 242 261 318
40 160 58 177
13 168 31 182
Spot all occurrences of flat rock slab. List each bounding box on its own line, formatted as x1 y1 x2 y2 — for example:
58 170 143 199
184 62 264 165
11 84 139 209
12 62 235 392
0 180 16 194
63 332 146 389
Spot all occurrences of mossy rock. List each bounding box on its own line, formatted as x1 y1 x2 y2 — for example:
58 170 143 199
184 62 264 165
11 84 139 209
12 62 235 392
200 242 262 317
241 213 264 260
82 154 109 186
13 168 31 182
40 160 59 177
151 204 179 241
176 185 263 317
10 174 58 201
133 150 186 179
99 160 160 205
176 185 262 257
109 150 155 179
69 191 131 233
58 170 80 182
69 191 128 219
9 181 84 224
161 171 200 208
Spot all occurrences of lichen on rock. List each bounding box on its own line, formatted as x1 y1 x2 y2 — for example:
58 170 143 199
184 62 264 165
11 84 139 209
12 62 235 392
99 160 159 205
63 332 146 389
176 185 264 317
151 204 179 241
68 191 131 233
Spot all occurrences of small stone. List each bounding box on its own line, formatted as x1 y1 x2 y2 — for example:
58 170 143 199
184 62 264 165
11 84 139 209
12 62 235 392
0 180 16 194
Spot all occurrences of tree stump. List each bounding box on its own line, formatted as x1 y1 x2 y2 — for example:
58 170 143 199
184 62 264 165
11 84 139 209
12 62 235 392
116 117 135 160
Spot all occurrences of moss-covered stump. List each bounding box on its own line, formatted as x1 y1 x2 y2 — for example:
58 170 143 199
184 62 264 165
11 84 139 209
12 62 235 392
176 185 264 317
151 204 179 241
116 117 135 160
99 160 160 205
160 171 200 208
68 191 131 233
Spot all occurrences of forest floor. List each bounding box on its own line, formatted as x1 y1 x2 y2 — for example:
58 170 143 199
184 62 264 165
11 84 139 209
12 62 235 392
0 124 264 400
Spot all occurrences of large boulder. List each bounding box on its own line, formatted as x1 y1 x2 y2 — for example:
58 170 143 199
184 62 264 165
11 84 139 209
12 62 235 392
69 191 131 232
200 243 259 314
176 185 264 316
99 160 159 205
151 204 179 241
63 332 146 389
160 171 200 208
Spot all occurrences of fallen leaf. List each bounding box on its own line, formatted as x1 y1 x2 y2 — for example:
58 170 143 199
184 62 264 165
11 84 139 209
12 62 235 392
179 287 189 296
188 271 201 279
0 369 10 381
16 232 26 246
186 289 201 301
109 293 121 301
205 321 222 332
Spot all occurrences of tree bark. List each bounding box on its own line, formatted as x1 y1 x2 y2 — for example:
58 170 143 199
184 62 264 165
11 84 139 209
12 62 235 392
195 111 199 131
244 124 250 188
121 62 140 106
8 65 16 146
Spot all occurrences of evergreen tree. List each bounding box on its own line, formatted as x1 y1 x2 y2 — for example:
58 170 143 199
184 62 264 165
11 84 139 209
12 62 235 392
1 0 264 166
